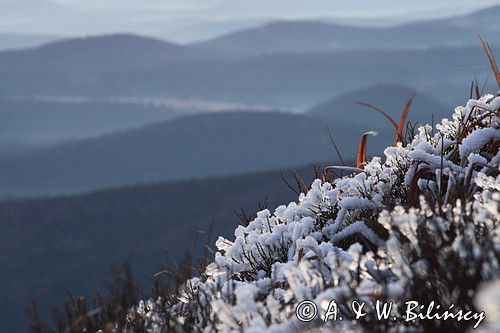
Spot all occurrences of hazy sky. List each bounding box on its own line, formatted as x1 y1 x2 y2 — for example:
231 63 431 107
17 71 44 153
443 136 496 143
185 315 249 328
2 0 499 42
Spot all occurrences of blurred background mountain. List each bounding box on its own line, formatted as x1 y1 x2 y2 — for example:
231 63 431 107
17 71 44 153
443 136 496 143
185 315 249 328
0 1 498 331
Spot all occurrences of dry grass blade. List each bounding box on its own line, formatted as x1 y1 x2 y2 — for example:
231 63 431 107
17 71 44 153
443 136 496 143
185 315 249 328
476 32 500 88
408 168 426 205
394 92 416 146
322 165 363 182
293 170 309 193
324 166 365 174
297 248 304 262
326 126 346 166
357 101 406 145
356 131 377 168
357 102 399 129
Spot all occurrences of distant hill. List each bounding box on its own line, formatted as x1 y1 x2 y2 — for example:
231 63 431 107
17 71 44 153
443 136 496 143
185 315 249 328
0 9 498 107
445 5 500 29
0 33 58 51
0 34 219 78
194 6 500 55
0 38 492 108
0 112 349 197
0 88 479 199
0 163 327 332
0 98 182 148
308 84 447 124
306 85 447 154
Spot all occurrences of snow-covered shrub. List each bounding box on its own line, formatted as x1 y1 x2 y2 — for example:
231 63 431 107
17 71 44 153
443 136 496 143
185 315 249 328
124 93 499 332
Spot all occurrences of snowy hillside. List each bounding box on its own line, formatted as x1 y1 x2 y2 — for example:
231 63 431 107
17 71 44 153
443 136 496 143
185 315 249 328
123 92 499 332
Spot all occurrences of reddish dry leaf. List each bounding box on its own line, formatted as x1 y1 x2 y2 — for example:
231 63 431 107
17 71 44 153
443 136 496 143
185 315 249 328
356 131 377 168
394 93 416 146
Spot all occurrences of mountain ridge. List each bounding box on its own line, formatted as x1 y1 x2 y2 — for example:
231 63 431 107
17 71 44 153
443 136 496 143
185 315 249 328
307 84 447 123
193 5 500 55
0 111 346 197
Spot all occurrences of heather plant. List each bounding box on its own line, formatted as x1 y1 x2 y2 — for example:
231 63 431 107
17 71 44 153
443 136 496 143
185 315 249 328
121 84 498 332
